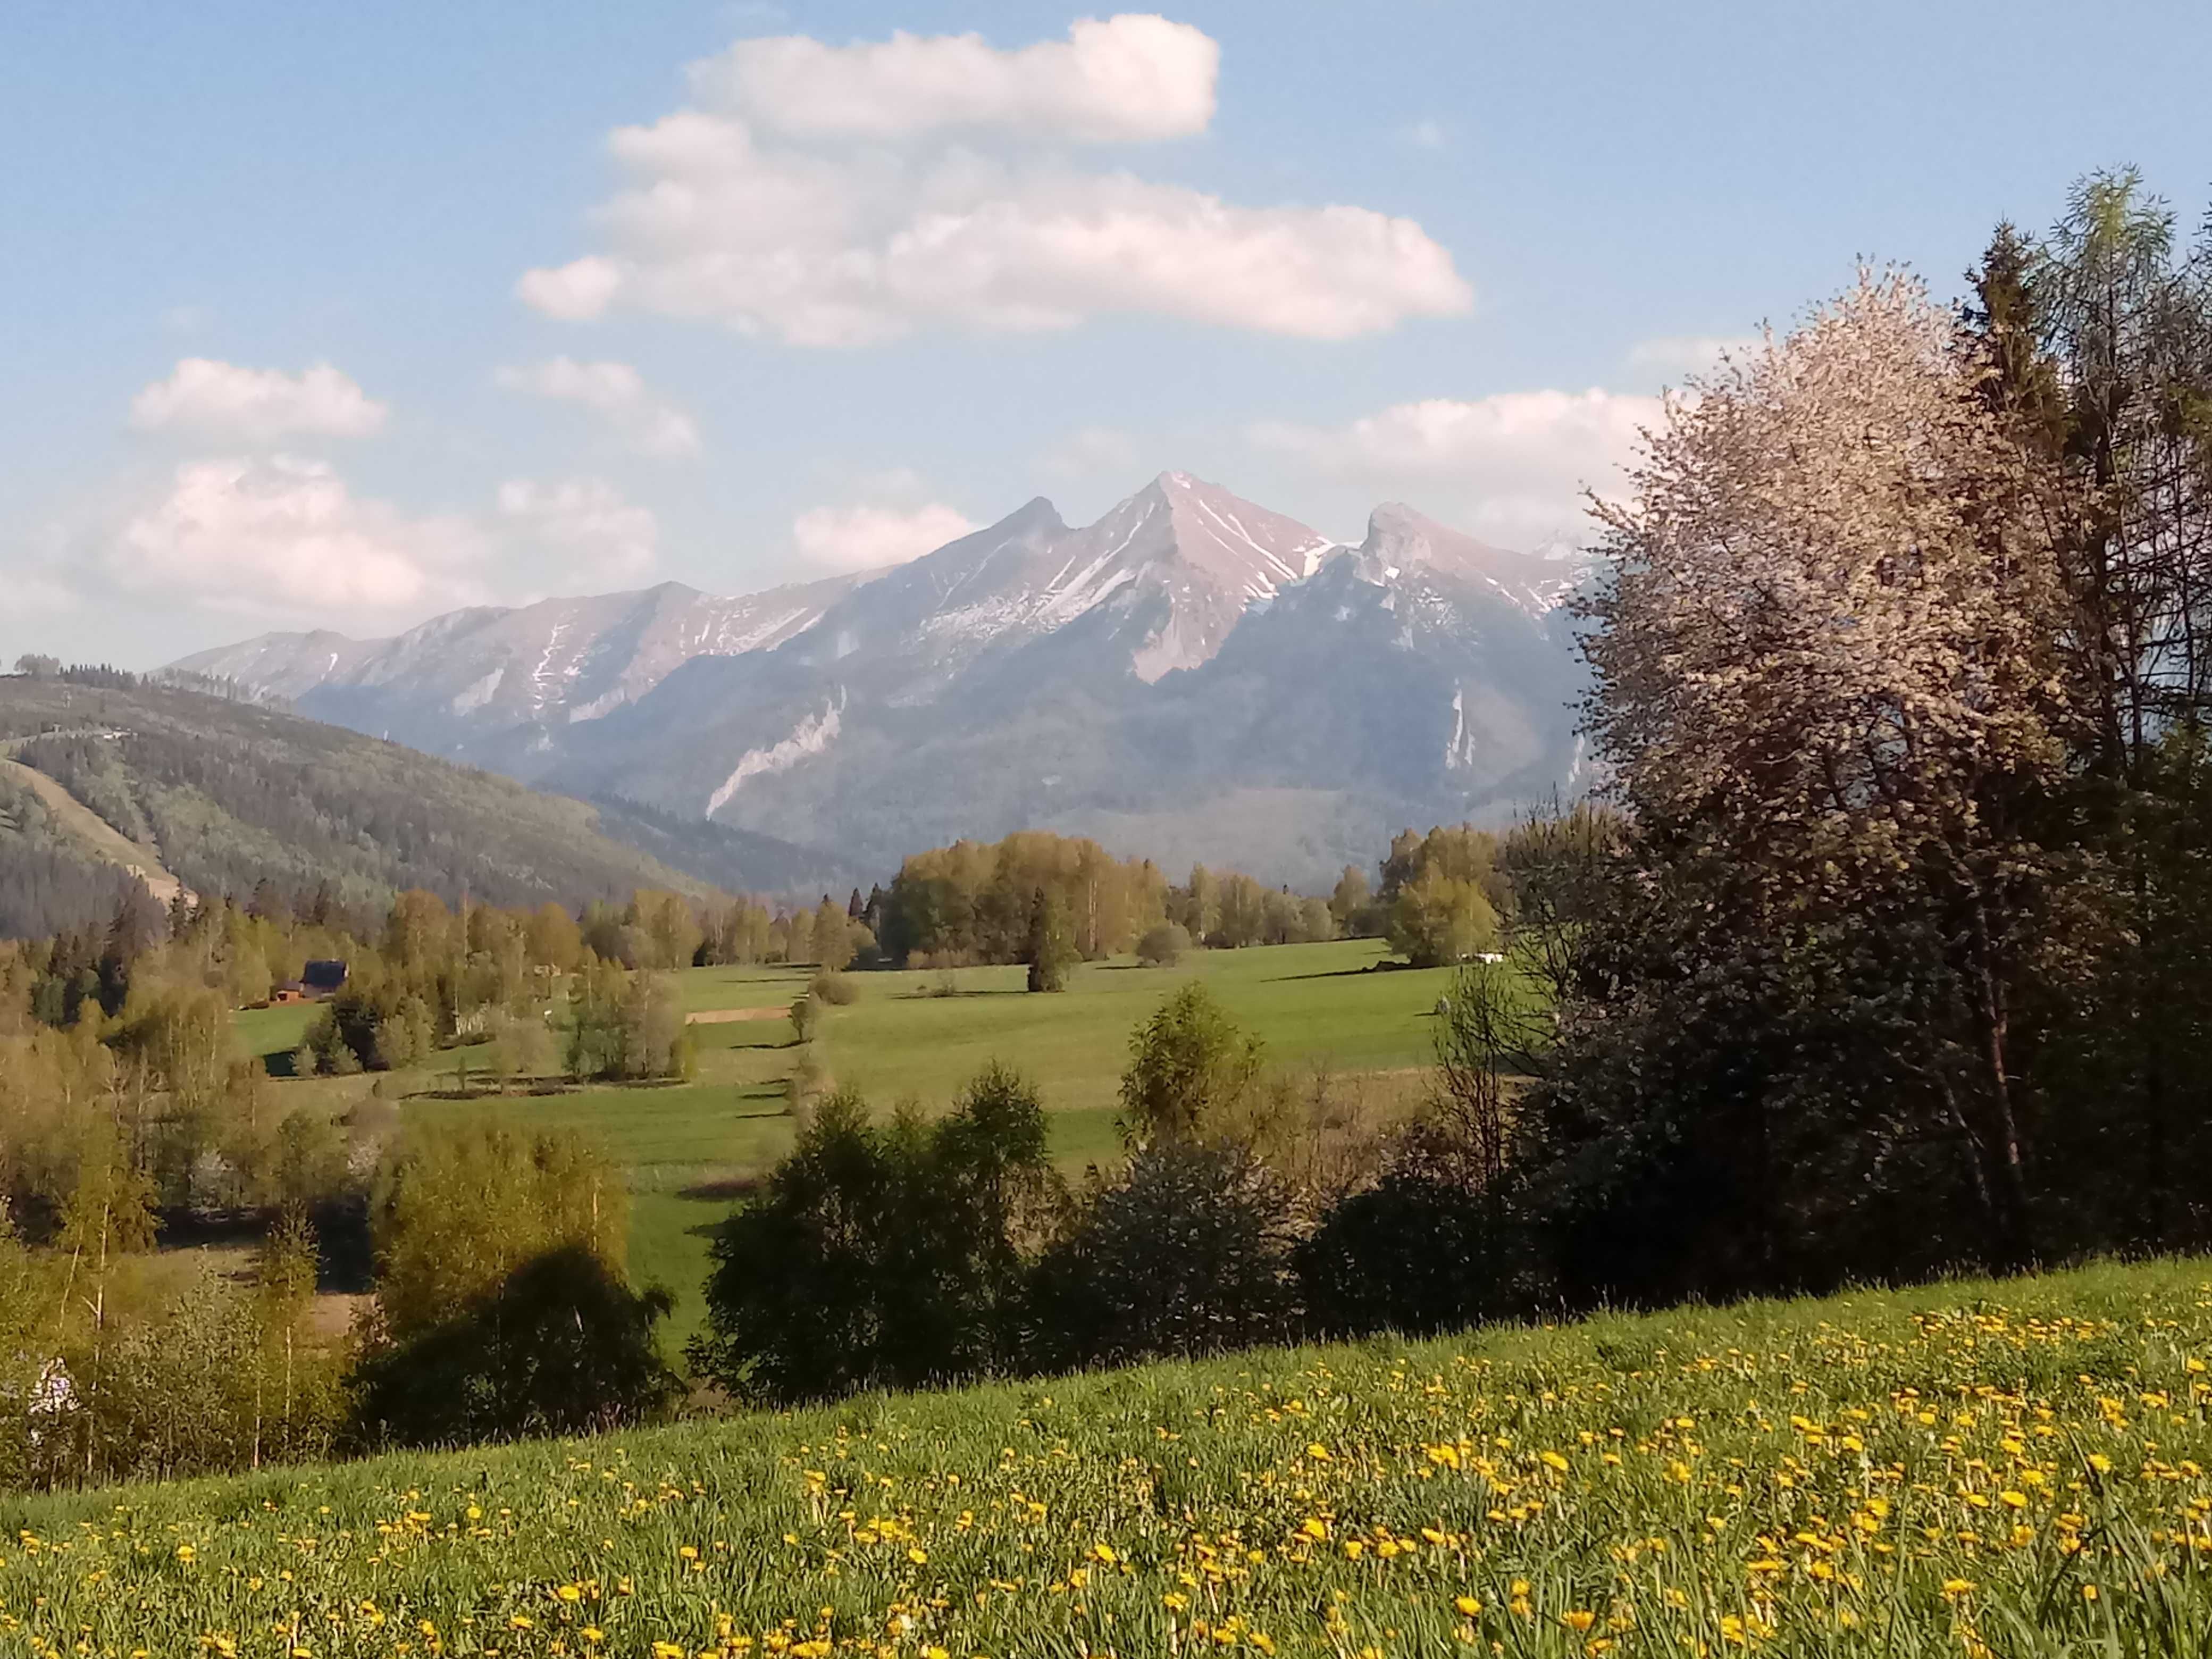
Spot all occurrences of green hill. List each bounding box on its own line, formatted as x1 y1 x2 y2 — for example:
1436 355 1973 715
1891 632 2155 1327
3 1256 2205 1656
0 674 721 936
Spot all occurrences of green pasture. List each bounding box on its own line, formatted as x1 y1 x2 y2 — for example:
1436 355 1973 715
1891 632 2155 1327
10 1256 2211 1657
809 937 1454 1116
233 1000 317 1068
231 940 1469 1353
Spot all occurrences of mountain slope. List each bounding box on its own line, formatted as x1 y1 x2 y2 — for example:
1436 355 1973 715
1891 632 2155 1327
168 474 1593 886
0 677 740 935
172 574 864 770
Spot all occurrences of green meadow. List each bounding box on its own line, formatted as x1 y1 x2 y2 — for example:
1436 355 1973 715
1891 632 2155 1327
242 941 1465 1352
7 1256 2209 1658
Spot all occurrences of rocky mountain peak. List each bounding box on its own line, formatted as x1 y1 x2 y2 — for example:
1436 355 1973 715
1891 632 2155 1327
1358 501 1587 616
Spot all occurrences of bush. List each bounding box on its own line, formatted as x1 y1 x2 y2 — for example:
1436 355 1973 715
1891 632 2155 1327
692 1067 1062 1405
1118 984 1264 1148
785 1047 830 1119
1296 1127 1515 1339
788 992 818 1043
1134 921 1192 967
1025 1141 1296 1371
348 1245 678 1448
808 970 859 1006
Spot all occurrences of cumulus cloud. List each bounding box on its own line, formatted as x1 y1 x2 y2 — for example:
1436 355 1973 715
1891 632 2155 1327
496 357 701 457
128 359 387 441
1252 390 1662 548
113 456 483 620
496 477 660 582
518 18 1470 346
690 14 1218 141
1625 334 1763 377
792 501 977 572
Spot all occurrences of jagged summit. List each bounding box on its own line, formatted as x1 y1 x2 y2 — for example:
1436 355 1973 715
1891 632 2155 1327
1356 502 1586 617
167 474 1590 885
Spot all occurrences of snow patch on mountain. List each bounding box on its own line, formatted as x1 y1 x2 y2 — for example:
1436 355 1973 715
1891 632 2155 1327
451 667 504 715
706 696 844 817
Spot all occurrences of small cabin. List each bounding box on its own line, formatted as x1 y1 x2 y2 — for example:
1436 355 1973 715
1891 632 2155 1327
271 984 308 1004
300 960 349 999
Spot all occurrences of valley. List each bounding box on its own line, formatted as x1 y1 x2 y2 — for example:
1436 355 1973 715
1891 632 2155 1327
239 938 1461 1355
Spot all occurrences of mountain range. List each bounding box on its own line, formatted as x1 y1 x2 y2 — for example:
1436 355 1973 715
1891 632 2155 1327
174 473 1592 889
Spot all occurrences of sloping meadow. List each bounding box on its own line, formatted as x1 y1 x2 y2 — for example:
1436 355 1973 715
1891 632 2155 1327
4 1258 2209 1657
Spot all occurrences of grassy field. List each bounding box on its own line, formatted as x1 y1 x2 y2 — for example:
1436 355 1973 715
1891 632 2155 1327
7 1257 2210 1656
238 941 1461 1353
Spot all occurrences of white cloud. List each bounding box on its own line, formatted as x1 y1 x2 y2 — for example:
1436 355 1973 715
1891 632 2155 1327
518 20 1470 346
1252 390 1662 548
515 256 623 323
114 456 483 620
689 14 1218 142
1625 334 1763 376
496 357 701 457
128 359 388 441
496 477 660 582
14 572 78 616
1041 424 1143 480
792 501 976 572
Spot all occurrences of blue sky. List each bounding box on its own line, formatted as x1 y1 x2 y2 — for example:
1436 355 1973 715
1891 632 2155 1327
6 0 2208 667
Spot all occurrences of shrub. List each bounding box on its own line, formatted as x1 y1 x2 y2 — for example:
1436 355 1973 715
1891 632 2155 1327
785 1046 830 1119
808 970 859 1006
788 992 818 1043
1117 984 1264 1149
1134 921 1192 967
692 1067 1063 1404
1296 1125 1516 1339
1026 1141 1297 1370
348 1245 678 1448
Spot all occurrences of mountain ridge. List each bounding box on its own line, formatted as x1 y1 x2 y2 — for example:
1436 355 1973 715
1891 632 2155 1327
172 473 1595 886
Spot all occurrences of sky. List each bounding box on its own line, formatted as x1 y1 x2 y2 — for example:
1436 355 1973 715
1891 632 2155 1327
5 0 2209 669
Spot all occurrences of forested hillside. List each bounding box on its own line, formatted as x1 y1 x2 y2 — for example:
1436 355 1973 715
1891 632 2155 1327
0 672 720 935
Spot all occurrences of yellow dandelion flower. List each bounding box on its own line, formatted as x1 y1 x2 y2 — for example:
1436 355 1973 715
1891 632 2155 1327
1454 1596 1482 1616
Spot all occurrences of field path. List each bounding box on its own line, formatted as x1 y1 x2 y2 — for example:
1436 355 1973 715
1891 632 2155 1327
0 755 193 905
